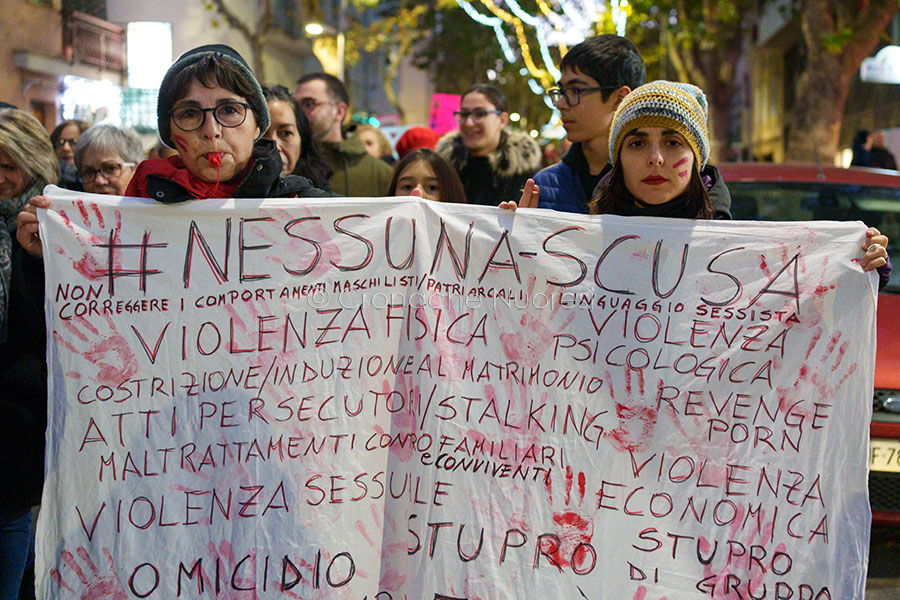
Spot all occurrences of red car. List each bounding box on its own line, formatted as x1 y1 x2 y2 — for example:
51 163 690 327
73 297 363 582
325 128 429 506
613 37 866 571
719 162 900 524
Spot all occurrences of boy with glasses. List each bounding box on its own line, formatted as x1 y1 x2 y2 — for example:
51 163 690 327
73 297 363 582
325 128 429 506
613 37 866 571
294 73 392 196
533 35 731 217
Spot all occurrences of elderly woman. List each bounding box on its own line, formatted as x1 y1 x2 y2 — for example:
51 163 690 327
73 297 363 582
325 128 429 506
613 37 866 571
0 108 57 599
18 44 333 257
123 44 334 202
74 124 142 196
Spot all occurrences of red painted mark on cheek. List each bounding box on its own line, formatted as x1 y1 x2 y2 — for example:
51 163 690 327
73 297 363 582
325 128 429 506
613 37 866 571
672 157 690 169
678 170 689 178
172 134 188 152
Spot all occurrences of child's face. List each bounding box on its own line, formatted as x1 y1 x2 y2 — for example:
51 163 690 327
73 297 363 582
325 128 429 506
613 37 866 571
395 160 441 202
619 127 694 206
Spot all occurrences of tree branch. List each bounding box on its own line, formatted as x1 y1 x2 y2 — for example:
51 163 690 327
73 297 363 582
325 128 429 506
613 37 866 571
839 0 899 71
209 0 256 42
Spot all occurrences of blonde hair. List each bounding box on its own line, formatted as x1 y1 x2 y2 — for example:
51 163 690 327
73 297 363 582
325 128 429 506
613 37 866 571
355 123 392 158
0 109 59 187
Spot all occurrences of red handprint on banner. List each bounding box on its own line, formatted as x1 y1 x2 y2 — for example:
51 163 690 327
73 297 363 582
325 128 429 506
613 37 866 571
53 314 139 386
50 546 127 600
52 200 123 280
540 466 594 573
495 275 575 367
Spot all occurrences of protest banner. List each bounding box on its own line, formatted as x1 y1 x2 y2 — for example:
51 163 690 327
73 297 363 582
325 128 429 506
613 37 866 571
35 187 876 599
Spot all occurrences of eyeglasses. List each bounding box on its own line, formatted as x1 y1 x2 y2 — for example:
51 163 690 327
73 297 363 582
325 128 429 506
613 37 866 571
547 86 618 106
171 102 251 132
297 98 335 112
78 162 135 183
54 138 78 149
454 109 503 124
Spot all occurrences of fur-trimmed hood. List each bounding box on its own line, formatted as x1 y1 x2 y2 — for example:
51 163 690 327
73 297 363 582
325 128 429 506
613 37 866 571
436 128 542 178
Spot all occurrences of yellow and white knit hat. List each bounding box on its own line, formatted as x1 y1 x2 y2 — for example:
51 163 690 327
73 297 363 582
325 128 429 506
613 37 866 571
609 80 710 169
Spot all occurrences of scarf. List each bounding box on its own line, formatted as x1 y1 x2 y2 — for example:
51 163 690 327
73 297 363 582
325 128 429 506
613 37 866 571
613 193 696 218
0 178 44 343
126 155 249 199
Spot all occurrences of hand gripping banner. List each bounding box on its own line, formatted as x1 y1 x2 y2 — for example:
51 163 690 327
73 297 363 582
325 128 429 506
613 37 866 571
36 187 876 600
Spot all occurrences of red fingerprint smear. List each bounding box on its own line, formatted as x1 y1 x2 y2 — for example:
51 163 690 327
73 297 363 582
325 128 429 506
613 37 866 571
759 255 771 277
832 343 848 371
172 134 188 152
91 203 105 227
355 520 374 546
606 403 658 453
76 200 90 224
804 328 822 361
577 471 586 499
825 333 840 356
813 284 835 298
549 511 593 568
71 256 100 279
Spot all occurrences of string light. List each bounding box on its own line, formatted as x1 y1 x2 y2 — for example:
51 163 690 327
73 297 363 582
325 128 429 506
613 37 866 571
610 0 629 36
455 0 517 62
501 0 560 79
453 0 629 135
477 0 550 85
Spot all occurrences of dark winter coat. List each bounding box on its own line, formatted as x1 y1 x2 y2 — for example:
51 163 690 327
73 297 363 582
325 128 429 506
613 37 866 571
0 239 47 513
320 132 393 197
436 129 543 206
534 143 732 219
128 139 334 202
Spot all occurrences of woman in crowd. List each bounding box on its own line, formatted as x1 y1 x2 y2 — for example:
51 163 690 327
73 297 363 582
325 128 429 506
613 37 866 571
355 123 394 164
436 83 541 206
589 81 718 219
49 119 88 190
388 148 466 203
73 124 142 196
508 80 889 277
0 108 57 600
19 44 334 257
261 84 333 189
147 138 178 160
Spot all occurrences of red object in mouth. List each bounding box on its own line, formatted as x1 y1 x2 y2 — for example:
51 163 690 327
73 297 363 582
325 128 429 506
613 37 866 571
207 152 222 167
641 175 667 185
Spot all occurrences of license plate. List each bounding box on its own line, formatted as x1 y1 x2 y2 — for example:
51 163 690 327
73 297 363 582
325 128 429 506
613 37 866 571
870 438 900 473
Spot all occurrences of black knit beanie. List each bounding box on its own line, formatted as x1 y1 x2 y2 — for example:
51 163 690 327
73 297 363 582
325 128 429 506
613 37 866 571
157 44 269 149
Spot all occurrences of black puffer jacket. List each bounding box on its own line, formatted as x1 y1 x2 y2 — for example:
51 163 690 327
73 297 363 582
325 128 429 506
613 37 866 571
0 240 47 513
436 129 542 206
140 139 336 203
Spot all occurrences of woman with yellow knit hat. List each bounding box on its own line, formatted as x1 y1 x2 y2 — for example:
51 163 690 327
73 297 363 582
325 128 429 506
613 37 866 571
590 80 889 277
590 80 716 218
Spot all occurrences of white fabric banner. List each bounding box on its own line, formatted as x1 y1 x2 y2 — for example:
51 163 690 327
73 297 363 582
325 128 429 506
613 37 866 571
36 187 876 600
